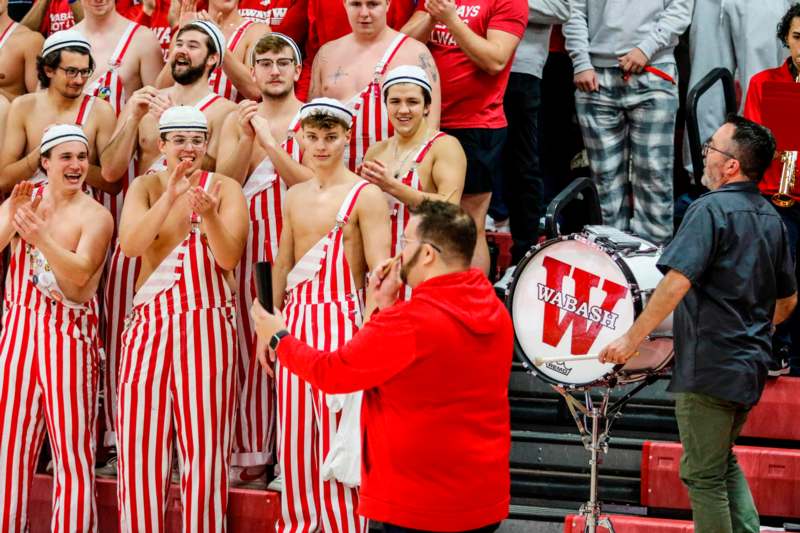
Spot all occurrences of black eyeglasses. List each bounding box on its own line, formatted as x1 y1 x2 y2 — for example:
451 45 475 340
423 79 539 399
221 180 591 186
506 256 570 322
702 141 737 161
399 237 442 253
57 66 94 79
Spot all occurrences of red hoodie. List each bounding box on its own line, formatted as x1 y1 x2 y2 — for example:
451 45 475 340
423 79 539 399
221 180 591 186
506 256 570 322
278 268 512 531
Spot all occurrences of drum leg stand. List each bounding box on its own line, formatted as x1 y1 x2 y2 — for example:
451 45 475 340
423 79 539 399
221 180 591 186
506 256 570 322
556 387 616 533
555 377 658 532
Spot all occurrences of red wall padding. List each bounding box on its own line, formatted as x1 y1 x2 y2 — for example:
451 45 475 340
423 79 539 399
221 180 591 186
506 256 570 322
29 474 280 531
740 377 800 441
640 441 800 518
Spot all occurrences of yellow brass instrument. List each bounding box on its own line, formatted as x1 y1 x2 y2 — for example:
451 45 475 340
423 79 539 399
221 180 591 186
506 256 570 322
773 150 798 208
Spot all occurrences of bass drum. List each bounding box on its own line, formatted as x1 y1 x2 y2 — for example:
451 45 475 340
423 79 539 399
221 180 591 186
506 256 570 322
505 226 674 389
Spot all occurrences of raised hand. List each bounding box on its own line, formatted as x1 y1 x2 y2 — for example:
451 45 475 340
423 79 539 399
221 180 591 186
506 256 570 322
238 100 259 139
177 0 199 27
7 181 35 220
425 0 459 25
166 159 194 201
148 91 173 121
367 256 402 310
13 196 45 246
129 86 160 120
188 180 221 217
251 115 277 149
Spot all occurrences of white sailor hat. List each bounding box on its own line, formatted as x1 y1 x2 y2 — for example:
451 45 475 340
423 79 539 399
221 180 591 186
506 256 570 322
158 105 208 133
40 124 89 153
382 65 432 99
299 97 353 127
41 29 92 58
252 32 302 66
183 19 226 66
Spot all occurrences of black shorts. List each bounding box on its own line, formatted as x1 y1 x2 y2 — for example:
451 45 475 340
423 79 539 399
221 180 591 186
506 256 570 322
443 127 507 195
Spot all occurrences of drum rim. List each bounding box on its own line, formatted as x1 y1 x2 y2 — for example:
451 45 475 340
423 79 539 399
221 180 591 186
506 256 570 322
506 232 646 389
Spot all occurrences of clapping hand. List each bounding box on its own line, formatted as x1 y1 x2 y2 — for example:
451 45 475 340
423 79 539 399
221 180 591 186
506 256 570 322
188 180 222 217
12 195 44 246
166 158 195 201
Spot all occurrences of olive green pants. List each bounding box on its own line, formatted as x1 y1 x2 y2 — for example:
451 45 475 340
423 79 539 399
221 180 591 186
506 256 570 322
674 392 760 533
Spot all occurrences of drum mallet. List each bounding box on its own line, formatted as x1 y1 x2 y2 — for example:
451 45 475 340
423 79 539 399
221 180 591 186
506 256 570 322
533 354 600 366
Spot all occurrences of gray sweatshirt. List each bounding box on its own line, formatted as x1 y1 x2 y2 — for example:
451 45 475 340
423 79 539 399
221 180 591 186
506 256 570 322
564 0 693 74
511 0 569 78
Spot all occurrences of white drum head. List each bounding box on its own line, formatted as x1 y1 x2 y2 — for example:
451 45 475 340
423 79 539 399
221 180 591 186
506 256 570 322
510 238 636 386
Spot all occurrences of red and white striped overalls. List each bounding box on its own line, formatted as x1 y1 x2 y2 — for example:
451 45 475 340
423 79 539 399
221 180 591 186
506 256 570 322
208 20 254 102
100 92 221 447
0 20 16 315
0 187 101 533
232 114 301 467
84 22 140 117
84 22 140 223
116 172 238 533
277 180 369 533
389 131 446 301
344 33 407 172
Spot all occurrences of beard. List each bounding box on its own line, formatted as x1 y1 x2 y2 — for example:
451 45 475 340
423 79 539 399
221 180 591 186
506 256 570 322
700 170 716 189
172 61 207 86
399 247 421 285
262 84 293 100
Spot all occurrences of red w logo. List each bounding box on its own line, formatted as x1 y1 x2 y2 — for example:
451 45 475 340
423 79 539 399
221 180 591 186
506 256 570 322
540 256 628 354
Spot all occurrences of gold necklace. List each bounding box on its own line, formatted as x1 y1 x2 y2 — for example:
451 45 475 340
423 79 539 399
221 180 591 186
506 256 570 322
391 137 426 179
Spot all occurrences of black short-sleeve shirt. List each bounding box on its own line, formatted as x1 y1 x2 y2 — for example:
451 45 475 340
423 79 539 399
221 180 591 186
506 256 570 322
657 181 796 407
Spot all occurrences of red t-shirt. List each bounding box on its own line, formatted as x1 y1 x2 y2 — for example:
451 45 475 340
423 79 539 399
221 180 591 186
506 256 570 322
278 268 512 531
743 60 793 196
418 0 526 129
549 24 565 53
40 0 75 36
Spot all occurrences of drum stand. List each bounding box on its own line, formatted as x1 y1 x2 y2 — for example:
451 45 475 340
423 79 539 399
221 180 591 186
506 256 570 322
554 377 658 533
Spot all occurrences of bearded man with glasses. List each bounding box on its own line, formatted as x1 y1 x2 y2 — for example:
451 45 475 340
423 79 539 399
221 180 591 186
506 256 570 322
600 116 797 533
251 199 513 533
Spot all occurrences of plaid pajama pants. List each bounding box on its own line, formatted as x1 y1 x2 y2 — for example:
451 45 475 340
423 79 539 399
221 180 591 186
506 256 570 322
575 64 679 245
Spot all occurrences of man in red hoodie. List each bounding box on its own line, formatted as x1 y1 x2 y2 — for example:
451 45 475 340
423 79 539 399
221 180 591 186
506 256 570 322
251 199 513 533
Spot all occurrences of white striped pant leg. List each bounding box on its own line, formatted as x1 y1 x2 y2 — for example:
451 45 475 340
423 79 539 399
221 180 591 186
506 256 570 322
315 391 365 533
312 303 364 533
232 222 274 467
102 245 138 447
575 68 632 230
278 300 321 533
0 305 46 532
117 309 174 533
39 311 99 533
172 308 237 533
276 365 320 533
628 66 679 245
